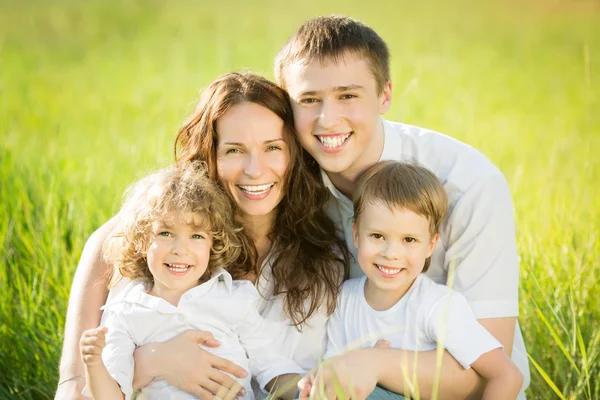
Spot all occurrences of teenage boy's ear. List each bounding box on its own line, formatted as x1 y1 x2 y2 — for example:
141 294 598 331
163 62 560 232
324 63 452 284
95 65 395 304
378 81 393 115
427 233 440 258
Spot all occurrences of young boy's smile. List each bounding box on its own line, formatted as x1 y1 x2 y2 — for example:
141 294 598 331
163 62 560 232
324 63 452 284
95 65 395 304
353 201 438 310
285 53 392 183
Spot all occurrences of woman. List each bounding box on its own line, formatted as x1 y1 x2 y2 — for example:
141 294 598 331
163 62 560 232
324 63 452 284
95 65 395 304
55 72 349 400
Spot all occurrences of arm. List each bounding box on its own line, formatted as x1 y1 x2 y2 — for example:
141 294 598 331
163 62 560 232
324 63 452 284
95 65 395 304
80 327 125 400
472 349 523 400
55 217 118 399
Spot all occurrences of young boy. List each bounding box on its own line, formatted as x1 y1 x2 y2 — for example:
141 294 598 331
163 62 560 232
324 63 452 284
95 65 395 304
322 161 523 400
275 15 529 399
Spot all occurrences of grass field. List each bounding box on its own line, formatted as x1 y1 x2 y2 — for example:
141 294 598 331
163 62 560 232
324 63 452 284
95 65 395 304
1 0 599 398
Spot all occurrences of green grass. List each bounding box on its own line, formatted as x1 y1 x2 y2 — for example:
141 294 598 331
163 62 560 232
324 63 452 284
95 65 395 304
1 0 599 398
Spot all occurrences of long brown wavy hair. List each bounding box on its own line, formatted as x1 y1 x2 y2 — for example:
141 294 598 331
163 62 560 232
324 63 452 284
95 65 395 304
175 72 350 328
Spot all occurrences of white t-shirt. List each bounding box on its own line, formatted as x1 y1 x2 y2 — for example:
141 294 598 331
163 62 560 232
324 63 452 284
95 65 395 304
94 269 304 400
322 118 529 398
325 275 502 370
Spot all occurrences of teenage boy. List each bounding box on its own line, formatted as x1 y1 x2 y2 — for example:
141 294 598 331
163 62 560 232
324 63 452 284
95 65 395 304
274 15 529 399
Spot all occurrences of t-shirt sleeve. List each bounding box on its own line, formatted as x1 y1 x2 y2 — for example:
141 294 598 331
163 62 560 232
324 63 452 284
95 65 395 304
238 296 305 390
82 308 136 399
323 291 347 359
442 173 520 318
425 291 502 370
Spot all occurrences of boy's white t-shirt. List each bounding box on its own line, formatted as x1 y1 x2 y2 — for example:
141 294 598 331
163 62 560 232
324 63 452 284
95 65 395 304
322 118 529 398
325 275 502 370
94 268 304 400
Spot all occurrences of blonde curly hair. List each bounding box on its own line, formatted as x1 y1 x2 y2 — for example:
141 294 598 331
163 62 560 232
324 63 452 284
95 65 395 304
104 161 243 287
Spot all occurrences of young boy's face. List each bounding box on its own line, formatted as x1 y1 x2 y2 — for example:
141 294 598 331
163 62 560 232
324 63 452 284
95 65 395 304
353 202 438 298
147 212 213 297
285 53 392 178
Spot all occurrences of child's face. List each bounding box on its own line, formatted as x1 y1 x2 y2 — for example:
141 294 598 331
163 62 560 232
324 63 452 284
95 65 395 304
353 202 438 297
146 213 213 297
216 102 290 220
285 53 392 178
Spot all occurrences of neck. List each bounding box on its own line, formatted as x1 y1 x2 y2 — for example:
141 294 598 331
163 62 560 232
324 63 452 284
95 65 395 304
363 278 415 311
238 212 274 260
326 119 385 199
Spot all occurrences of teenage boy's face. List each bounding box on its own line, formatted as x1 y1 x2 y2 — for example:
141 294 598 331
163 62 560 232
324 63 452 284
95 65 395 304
353 202 438 300
285 53 392 178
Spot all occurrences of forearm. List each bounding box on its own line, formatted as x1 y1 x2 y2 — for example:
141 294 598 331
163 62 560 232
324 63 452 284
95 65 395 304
85 364 125 400
132 342 162 389
266 373 302 400
372 348 484 400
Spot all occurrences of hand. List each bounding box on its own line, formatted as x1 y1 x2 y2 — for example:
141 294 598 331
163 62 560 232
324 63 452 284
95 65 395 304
374 339 390 349
298 349 379 400
80 327 107 367
135 329 248 400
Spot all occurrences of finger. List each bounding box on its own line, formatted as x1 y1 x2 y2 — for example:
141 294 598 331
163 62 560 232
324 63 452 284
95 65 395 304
187 385 215 400
208 370 246 397
185 329 221 347
80 345 103 355
211 355 248 379
80 335 106 348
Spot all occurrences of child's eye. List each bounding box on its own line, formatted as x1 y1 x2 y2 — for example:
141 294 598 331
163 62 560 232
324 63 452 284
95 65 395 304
158 231 172 237
404 237 417 243
191 234 205 240
340 93 357 100
370 233 384 240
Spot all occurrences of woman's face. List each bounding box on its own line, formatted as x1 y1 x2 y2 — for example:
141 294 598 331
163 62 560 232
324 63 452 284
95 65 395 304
216 101 290 220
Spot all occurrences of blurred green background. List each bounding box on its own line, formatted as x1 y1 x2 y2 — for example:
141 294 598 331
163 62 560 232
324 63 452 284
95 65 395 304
1 0 599 398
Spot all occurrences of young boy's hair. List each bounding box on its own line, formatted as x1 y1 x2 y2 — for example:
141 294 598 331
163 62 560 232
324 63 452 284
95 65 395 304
353 161 448 272
104 161 243 287
274 15 390 93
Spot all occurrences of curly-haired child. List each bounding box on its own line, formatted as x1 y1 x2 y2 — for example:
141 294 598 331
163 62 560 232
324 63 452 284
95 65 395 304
79 162 303 400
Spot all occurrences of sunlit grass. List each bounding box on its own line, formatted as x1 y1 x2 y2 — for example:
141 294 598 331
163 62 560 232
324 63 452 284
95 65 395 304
1 0 598 398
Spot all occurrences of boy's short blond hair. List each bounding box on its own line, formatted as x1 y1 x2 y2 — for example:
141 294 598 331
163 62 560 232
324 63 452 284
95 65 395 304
353 161 448 272
274 15 390 93
104 161 242 287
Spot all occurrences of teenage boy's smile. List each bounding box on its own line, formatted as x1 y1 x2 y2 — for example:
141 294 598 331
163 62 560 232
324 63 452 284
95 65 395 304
284 53 392 181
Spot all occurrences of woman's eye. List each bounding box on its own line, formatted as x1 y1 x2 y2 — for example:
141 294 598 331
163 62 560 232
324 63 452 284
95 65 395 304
225 148 241 155
267 145 281 151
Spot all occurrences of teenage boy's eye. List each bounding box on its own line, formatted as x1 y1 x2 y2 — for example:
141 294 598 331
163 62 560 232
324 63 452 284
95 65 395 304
300 98 318 104
340 94 357 100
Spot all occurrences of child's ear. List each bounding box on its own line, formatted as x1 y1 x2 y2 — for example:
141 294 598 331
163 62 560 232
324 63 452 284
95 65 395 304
352 221 359 248
378 81 393 115
427 233 439 258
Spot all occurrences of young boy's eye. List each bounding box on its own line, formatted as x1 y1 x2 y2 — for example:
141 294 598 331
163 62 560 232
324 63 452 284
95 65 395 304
404 237 417 243
158 231 172 237
191 234 205 240
370 233 384 240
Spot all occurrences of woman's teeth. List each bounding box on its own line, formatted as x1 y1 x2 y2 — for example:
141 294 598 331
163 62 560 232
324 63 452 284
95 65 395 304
317 134 351 148
238 184 274 194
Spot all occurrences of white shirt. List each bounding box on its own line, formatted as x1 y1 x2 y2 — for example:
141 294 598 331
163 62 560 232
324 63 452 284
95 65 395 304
322 118 529 398
325 275 502 370
95 269 304 400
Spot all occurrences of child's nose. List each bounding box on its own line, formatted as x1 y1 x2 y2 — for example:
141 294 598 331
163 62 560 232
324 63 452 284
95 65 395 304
381 243 401 259
171 238 189 255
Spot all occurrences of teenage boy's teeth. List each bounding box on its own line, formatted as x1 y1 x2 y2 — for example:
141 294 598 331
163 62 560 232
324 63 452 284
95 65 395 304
238 184 274 194
166 264 190 272
317 134 350 148
376 264 402 275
